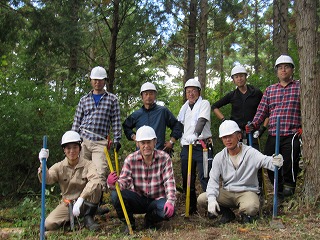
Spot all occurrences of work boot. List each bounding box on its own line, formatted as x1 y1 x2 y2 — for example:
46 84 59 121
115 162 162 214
144 210 164 229
283 185 295 197
240 213 254 224
96 206 110 215
83 201 100 231
219 206 235 224
123 222 136 234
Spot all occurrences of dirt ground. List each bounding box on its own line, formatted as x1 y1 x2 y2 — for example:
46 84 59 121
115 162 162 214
88 155 320 240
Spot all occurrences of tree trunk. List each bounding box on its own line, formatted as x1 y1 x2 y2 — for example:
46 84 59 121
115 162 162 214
296 0 320 202
198 0 208 97
185 0 197 82
107 0 120 94
273 0 289 58
219 40 225 95
253 0 260 74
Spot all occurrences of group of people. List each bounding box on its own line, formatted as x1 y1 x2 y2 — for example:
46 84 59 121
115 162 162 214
37 54 301 233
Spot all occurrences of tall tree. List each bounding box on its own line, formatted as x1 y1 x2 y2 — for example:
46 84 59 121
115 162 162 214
198 0 208 96
273 0 289 57
184 0 197 83
296 0 320 200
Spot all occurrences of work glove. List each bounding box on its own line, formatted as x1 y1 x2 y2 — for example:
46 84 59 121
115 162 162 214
113 142 121 152
185 133 198 144
38 148 49 163
208 199 220 216
107 171 118 186
272 154 284 168
163 202 175 218
253 126 267 139
72 197 84 217
245 122 256 134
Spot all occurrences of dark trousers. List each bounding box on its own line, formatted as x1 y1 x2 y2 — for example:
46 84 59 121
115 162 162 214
180 144 211 209
264 134 301 191
111 190 167 223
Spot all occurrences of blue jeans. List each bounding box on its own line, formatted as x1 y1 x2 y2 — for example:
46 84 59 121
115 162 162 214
111 189 167 223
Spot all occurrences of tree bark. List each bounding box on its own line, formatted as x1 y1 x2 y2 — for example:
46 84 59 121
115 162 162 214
296 0 320 201
107 0 120 94
185 0 197 82
198 0 208 97
273 0 289 58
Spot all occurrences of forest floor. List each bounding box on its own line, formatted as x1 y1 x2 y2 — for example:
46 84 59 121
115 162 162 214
1 156 320 239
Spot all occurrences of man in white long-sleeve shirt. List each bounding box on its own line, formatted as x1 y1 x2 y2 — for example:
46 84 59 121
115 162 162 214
197 120 283 224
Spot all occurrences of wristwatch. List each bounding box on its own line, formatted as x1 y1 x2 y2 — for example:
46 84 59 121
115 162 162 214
169 139 175 145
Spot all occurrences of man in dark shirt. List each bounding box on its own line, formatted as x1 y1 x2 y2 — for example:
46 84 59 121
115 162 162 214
211 65 266 147
123 82 183 155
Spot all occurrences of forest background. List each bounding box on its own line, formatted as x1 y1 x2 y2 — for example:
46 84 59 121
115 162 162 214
0 0 319 239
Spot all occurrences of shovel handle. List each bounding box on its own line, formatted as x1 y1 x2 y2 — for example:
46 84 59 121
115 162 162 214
104 147 133 235
40 136 47 240
273 116 280 218
185 144 192 217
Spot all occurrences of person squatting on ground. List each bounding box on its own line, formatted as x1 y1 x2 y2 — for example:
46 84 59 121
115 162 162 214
37 131 102 231
122 82 183 156
246 55 301 197
107 126 176 233
211 64 266 148
177 78 213 214
72 66 122 192
197 120 283 224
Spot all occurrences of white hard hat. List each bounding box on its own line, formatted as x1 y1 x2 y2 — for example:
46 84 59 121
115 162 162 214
140 82 157 94
184 78 201 90
274 55 295 69
90 66 108 79
219 120 241 138
61 131 82 146
136 125 157 141
231 65 247 78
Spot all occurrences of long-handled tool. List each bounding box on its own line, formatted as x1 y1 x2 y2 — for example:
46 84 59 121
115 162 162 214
114 148 120 175
185 144 192 218
40 136 47 240
104 147 133 235
63 199 75 231
270 116 285 228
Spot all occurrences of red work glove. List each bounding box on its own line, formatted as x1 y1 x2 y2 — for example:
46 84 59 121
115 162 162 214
163 202 174 218
107 171 118 186
245 122 256 134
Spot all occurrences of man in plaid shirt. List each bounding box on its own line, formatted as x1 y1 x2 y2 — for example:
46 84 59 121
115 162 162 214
72 66 122 192
107 126 176 233
246 55 301 197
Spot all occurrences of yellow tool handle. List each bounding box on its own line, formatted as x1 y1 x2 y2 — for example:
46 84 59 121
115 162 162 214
185 144 192 217
104 147 133 235
114 148 120 175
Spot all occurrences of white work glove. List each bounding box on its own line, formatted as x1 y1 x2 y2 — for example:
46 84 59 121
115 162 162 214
208 199 220 216
38 148 49 163
72 197 84 217
272 154 284 167
185 133 198 144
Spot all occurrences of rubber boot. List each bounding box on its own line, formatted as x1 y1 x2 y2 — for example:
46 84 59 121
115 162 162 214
83 201 100 231
144 210 164 229
240 213 254 224
219 206 235 224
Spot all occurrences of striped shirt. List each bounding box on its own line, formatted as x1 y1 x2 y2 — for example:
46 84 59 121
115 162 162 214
72 90 122 142
252 80 301 136
115 149 177 205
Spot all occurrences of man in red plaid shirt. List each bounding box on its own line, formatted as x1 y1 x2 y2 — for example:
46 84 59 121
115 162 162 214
107 125 176 233
246 55 301 198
